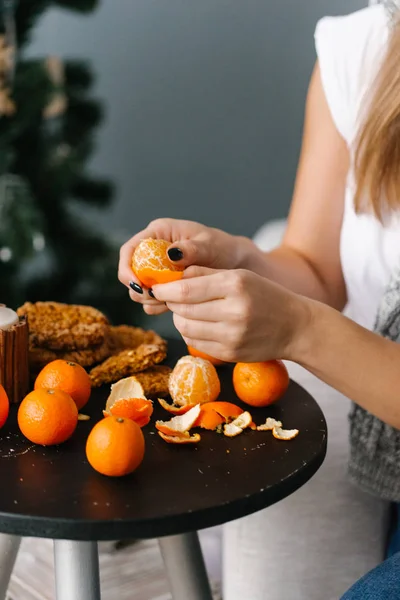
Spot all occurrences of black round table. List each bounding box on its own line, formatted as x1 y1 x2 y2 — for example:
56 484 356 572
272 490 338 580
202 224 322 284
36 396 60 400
0 339 327 600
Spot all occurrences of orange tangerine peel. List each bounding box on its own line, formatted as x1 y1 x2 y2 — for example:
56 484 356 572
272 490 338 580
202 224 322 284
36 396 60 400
256 417 283 431
224 411 253 438
194 406 225 431
158 431 201 444
157 398 196 415
104 398 153 427
155 403 201 436
104 376 153 427
131 238 184 289
272 426 299 441
195 401 256 430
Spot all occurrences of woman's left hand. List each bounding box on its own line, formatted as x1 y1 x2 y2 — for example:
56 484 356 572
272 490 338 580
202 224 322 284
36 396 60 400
152 266 311 363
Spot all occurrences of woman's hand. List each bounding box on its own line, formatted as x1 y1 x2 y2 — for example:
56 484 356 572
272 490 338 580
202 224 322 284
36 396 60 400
118 218 253 315
151 266 311 363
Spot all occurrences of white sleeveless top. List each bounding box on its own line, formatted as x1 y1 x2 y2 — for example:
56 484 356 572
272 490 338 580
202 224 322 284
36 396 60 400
315 5 398 331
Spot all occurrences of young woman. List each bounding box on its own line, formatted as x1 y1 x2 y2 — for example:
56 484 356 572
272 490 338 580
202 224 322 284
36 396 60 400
119 2 400 598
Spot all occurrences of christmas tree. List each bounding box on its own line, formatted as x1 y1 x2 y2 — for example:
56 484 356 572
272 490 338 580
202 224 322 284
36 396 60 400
0 0 136 324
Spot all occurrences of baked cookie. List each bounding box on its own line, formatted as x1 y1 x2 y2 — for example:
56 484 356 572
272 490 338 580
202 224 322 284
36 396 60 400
17 302 109 351
133 365 171 398
108 325 167 353
28 338 113 373
90 344 167 387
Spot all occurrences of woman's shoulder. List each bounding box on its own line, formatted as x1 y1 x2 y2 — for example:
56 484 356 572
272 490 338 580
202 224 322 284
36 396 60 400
315 4 387 40
315 5 389 144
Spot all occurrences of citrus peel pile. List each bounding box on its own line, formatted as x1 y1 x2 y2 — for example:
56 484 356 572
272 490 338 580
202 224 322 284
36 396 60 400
154 401 299 444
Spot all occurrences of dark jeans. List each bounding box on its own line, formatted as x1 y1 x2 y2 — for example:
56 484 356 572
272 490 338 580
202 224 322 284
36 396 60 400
341 503 400 599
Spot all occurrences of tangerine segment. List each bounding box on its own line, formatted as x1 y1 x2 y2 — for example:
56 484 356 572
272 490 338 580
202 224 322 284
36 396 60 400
34 359 91 410
131 238 184 288
233 360 289 407
187 346 225 366
158 431 201 444
18 388 78 446
0 384 9 429
168 355 221 407
86 416 145 477
157 398 196 415
105 397 153 428
155 403 201 436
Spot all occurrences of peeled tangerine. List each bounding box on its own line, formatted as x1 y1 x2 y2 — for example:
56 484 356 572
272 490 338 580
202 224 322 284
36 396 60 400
131 238 184 289
168 355 221 407
104 376 153 427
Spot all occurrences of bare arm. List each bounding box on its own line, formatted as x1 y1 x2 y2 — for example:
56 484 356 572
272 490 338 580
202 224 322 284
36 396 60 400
241 62 349 310
289 299 400 429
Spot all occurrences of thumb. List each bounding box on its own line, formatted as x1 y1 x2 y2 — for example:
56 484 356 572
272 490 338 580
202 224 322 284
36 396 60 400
167 239 216 268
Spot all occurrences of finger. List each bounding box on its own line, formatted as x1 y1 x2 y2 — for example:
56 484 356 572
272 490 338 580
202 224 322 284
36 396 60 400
180 338 231 363
143 304 169 316
118 238 140 288
167 299 223 322
129 288 163 306
167 238 218 269
173 313 224 341
152 271 226 304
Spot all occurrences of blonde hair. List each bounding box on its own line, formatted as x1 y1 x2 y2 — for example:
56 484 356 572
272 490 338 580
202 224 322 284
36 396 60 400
354 23 400 220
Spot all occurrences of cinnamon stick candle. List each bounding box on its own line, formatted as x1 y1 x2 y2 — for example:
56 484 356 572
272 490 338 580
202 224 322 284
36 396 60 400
0 305 29 404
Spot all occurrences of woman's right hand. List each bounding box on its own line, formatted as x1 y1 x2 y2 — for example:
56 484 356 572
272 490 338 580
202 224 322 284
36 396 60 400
118 218 251 315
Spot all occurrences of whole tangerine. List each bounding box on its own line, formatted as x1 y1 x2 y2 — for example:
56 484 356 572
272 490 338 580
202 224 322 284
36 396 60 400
35 359 91 410
0 384 9 429
131 238 184 288
168 355 221 407
18 388 78 445
187 345 225 366
233 360 289 407
86 416 145 477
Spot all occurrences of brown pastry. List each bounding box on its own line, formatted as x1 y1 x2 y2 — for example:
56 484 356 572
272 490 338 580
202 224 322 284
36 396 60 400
108 325 167 353
17 301 109 351
28 337 113 373
133 365 171 398
90 343 167 387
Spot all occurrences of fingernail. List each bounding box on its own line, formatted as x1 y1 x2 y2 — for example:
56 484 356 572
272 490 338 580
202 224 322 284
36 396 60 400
148 289 155 299
129 281 143 294
168 247 183 261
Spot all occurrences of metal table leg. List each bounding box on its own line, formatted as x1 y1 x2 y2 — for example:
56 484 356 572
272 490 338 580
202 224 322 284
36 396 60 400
54 540 101 600
159 531 213 600
0 534 21 600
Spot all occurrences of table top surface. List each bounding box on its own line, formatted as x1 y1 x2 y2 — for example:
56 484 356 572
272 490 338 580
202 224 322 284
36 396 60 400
0 339 327 541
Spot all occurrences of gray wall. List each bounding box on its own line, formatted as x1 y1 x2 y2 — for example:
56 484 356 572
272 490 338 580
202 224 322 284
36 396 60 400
30 0 366 241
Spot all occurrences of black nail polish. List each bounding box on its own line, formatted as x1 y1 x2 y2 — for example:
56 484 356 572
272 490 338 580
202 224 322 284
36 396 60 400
129 281 143 294
168 247 183 261
148 289 155 299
